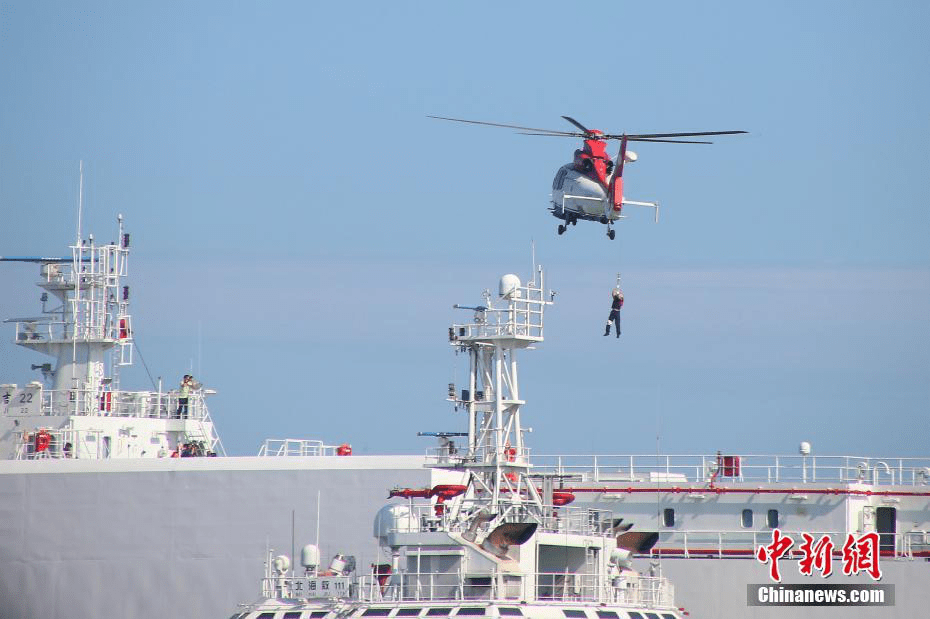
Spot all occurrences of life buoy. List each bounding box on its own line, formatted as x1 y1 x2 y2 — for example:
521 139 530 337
505 444 517 462
34 430 51 452
336 443 352 456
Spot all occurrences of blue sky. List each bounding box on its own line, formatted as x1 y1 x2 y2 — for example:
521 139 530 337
1 1 927 457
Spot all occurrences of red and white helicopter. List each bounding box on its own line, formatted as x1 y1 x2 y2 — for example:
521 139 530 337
430 115 746 240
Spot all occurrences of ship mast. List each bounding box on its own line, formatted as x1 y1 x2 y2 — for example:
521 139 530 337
446 265 554 525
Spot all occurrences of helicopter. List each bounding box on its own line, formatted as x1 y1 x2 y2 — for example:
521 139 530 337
429 115 746 240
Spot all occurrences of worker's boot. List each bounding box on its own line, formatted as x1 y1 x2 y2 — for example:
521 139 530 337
604 324 610 336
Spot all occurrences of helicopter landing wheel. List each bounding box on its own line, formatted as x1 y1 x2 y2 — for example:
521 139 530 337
557 224 566 235
570 217 577 226
607 229 616 240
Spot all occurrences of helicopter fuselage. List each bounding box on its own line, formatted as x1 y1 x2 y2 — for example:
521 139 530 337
551 164 620 223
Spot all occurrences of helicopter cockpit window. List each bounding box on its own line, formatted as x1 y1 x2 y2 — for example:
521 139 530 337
553 168 567 190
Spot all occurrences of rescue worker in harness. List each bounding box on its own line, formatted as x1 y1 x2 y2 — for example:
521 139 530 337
604 289 623 338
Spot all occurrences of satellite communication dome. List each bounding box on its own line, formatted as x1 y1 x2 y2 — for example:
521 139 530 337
499 274 521 298
799 441 812 456
300 544 320 569
272 554 290 575
609 548 633 570
373 504 416 543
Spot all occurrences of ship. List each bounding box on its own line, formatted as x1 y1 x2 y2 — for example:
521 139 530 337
1 222 928 619
231 266 683 619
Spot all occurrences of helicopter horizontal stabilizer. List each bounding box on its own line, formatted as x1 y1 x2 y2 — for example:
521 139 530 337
621 200 660 223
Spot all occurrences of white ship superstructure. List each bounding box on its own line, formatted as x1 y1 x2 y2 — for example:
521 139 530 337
0 216 223 459
0 216 926 619
233 268 683 619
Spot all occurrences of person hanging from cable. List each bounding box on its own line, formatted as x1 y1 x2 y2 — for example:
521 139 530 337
604 288 623 337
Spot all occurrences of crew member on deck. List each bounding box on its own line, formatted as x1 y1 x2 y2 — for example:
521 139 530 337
604 289 623 338
176 375 191 419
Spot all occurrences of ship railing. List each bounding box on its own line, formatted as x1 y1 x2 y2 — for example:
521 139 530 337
13 318 115 343
349 570 674 608
387 504 616 538
14 426 123 459
646 529 930 560
424 445 531 466
450 281 550 342
258 439 340 457
531 454 930 486
30 387 213 421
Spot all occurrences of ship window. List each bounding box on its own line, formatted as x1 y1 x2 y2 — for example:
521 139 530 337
311 613 329 618
662 508 675 527
396 610 422 617
456 609 485 616
662 615 679 619
767 509 779 528
426 610 453 617
498 609 523 616
741 509 753 528
645 614 661 619
596 612 619 619
283 614 302 619
627 614 645 619
562 611 587 618
257 614 276 619
363 610 393 617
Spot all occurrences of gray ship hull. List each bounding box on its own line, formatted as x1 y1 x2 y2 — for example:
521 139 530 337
1 459 926 619
0 456 441 619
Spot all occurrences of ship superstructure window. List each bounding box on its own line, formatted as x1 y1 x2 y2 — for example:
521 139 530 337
426 609 453 617
562 611 588 618
456 610 485 616
627 613 645 619
767 509 779 528
661 614 679 619
498 609 523 616
257 614 276 619
283 613 302 619
741 509 753 528
396 610 422 617
645 614 661 619
596 611 619 619
310 613 329 618
662 508 675 527
363 610 393 617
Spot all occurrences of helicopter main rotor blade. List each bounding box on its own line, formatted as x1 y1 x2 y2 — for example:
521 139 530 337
617 130 747 139
627 137 714 144
516 131 588 138
427 115 580 137
561 115 593 134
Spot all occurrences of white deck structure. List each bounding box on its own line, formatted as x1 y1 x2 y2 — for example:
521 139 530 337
232 268 682 619
0 216 223 460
